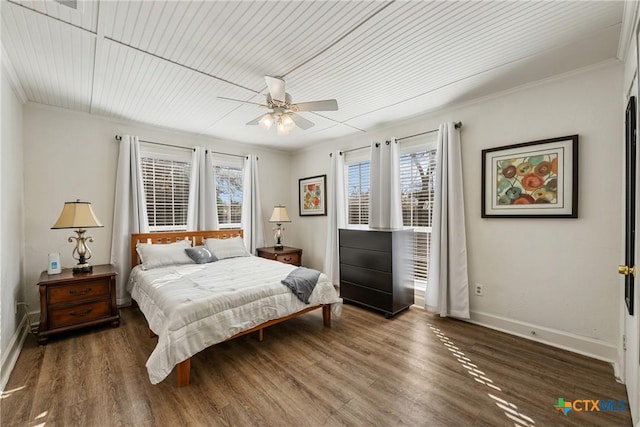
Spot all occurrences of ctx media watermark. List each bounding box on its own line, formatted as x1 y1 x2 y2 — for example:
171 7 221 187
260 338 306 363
554 398 628 415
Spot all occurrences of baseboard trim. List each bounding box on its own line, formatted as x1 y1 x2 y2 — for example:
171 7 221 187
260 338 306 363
1 314 29 391
467 310 618 368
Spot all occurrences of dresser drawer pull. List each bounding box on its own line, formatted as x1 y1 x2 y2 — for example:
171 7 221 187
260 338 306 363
69 287 92 296
69 308 93 317
282 256 292 262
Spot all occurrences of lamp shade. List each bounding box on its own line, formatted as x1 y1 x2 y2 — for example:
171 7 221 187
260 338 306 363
269 205 291 223
51 200 103 229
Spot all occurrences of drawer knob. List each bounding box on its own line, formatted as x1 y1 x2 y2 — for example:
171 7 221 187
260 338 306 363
69 287 92 296
70 308 93 317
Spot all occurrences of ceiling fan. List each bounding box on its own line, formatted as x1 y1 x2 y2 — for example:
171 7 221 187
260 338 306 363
219 76 338 135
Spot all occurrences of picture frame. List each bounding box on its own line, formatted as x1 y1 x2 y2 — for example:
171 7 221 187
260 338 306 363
299 175 327 216
481 135 578 218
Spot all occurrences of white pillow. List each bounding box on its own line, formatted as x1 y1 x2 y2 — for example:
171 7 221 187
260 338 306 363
205 236 250 260
136 239 193 270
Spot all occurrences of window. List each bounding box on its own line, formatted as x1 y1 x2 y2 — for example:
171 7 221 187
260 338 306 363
341 139 437 289
345 152 370 226
399 137 438 290
213 157 243 228
141 153 191 232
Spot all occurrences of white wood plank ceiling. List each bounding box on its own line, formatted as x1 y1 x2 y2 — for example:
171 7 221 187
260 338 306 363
1 0 624 150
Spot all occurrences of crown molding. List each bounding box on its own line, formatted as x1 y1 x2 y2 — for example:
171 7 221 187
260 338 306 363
1 43 27 103
618 0 639 62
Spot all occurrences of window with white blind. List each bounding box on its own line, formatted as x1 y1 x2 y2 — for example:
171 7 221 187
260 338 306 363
341 139 437 289
141 152 191 232
213 156 243 228
345 150 370 226
399 136 438 290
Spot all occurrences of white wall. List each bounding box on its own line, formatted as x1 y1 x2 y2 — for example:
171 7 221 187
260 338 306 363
1 56 25 386
22 104 292 312
291 61 624 362
621 5 640 424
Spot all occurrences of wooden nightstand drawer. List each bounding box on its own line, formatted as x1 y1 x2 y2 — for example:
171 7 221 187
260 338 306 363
257 246 302 267
49 300 112 329
37 264 119 344
274 252 300 265
48 279 110 304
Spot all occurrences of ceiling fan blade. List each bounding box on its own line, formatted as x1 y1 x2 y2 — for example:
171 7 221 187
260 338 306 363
265 76 286 103
246 115 264 125
293 99 338 112
289 113 315 130
218 96 267 107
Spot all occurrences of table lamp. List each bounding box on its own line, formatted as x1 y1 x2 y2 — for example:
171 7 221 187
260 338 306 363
269 205 291 250
51 200 103 273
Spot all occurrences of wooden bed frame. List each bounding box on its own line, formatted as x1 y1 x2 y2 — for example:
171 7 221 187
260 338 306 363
130 229 331 387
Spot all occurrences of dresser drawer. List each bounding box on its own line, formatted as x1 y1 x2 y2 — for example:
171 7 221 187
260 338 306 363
48 279 110 304
340 281 392 312
339 247 392 272
340 264 393 292
339 229 391 252
48 300 112 329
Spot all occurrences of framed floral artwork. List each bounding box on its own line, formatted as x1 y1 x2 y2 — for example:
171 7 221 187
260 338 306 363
481 135 578 218
299 175 327 216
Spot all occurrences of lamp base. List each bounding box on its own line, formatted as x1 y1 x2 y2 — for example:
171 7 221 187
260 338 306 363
73 264 93 274
274 244 284 250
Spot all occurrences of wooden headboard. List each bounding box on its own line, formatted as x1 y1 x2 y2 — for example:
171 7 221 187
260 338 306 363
130 229 243 267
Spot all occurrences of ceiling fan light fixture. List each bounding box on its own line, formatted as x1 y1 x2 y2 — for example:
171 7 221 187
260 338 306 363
282 114 295 132
238 76 338 136
276 118 289 136
259 113 274 130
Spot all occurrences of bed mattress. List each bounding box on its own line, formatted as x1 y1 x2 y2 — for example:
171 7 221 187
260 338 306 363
128 255 341 384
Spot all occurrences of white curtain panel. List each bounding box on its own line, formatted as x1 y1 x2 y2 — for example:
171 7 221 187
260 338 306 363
110 135 149 304
187 147 219 231
323 151 347 285
369 139 402 229
241 154 265 254
426 122 470 318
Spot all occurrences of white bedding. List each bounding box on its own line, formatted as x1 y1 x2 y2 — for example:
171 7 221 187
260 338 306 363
128 255 341 384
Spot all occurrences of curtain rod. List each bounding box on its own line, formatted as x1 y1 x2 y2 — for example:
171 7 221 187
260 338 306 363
396 121 462 142
338 121 462 155
114 135 246 159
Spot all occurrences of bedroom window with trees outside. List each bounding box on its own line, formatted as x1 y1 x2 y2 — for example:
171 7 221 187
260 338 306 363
343 138 437 291
214 163 243 228
141 155 191 232
345 155 370 226
399 138 438 291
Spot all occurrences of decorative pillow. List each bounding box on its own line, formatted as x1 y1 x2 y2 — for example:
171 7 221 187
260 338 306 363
205 236 250 260
185 246 218 264
136 239 193 270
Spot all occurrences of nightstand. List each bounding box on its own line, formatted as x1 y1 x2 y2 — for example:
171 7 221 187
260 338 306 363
257 246 302 266
37 264 120 344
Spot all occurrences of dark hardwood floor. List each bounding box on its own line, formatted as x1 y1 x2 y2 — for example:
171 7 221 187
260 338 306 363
1 304 631 426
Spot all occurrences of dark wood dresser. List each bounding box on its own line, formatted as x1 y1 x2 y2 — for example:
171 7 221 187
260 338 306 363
339 228 414 318
257 246 302 266
37 264 119 344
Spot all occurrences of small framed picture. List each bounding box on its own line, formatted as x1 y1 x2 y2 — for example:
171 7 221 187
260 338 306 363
481 135 578 218
299 175 327 216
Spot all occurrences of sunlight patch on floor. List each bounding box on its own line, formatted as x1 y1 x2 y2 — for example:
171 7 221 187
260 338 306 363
429 325 535 427
1 385 26 398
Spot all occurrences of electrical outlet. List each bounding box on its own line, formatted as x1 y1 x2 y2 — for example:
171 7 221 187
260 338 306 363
15 301 27 315
475 284 484 296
